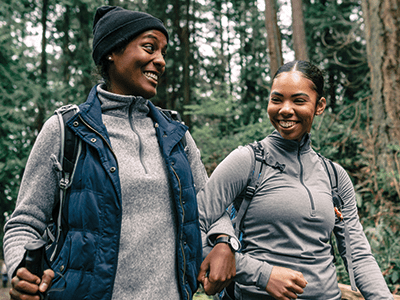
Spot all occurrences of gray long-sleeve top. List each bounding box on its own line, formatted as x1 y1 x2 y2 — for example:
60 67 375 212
198 130 393 299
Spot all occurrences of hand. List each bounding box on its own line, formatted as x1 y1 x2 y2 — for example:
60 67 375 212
197 241 236 295
10 267 54 300
266 266 307 300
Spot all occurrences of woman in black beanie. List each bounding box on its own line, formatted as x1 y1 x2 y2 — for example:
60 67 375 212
4 5 236 300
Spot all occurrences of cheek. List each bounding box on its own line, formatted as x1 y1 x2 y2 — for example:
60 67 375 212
267 104 274 117
304 114 315 130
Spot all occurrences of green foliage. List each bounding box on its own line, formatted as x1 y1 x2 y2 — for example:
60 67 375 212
311 98 400 291
186 84 274 174
363 216 400 291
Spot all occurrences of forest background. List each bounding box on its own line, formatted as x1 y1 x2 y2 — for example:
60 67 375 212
0 0 399 295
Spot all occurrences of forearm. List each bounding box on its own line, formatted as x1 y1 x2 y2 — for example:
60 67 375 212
235 252 273 290
197 146 253 233
3 116 60 278
334 164 393 299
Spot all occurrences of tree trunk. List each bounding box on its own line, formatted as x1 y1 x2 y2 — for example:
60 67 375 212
264 0 283 77
291 0 308 61
361 0 400 198
40 0 48 81
76 2 93 96
61 6 71 84
35 0 49 134
173 0 192 127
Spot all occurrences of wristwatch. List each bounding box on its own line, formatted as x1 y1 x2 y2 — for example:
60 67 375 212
215 236 240 252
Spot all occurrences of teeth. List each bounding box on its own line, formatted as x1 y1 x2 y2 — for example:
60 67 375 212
144 72 158 81
279 121 296 128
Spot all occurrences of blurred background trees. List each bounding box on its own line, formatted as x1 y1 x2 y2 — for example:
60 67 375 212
0 0 399 294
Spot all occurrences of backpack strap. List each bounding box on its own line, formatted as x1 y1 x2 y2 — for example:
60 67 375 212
319 154 357 291
49 104 81 261
233 141 267 238
57 105 81 189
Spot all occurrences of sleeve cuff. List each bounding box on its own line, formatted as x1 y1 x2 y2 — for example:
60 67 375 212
255 263 273 290
205 212 237 245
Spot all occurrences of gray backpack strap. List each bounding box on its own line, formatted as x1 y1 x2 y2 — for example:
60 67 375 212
49 104 81 261
319 155 356 291
233 142 267 238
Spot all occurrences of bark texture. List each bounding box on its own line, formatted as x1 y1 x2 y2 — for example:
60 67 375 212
291 0 308 61
264 0 283 77
361 0 400 198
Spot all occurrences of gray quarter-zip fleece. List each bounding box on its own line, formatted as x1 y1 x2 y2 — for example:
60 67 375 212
97 85 182 299
198 130 392 300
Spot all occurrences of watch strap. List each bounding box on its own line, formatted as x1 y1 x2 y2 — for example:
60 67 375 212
215 236 240 252
215 236 230 245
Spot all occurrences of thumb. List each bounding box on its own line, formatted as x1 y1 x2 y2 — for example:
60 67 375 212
197 260 209 282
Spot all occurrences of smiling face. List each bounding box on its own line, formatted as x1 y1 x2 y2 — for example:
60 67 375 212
107 30 167 98
267 71 326 142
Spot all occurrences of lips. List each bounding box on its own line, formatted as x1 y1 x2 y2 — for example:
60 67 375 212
279 120 297 128
143 71 158 82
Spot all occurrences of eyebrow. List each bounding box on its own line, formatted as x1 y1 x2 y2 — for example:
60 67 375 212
143 34 158 40
271 91 309 98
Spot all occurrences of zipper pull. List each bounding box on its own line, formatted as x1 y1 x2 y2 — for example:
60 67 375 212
334 207 343 221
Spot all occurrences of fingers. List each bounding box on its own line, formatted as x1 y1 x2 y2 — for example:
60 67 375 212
203 277 232 296
15 268 41 285
293 272 308 289
9 268 53 300
197 252 211 284
266 266 308 300
198 242 236 295
9 287 41 300
10 274 41 300
39 269 55 293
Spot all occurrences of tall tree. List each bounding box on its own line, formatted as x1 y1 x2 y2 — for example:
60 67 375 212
264 0 283 76
172 0 192 126
361 0 400 199
34 0 49 135
291 0 308 60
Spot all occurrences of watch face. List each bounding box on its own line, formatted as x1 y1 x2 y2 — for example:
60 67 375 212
230 238 240 251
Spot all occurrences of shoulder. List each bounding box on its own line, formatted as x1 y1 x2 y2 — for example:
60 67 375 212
229 144 254 165
326 161 355 204
331 161 352 185
211 143 255 182
34 114 61 148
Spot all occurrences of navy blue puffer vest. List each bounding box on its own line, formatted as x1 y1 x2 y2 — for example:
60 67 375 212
49 86 202 300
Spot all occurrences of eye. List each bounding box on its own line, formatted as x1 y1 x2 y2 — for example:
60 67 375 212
143 44 155 52
270 97 282 103
294 98 306 103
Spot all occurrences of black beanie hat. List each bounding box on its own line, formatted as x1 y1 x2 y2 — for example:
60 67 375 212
92 6 169 65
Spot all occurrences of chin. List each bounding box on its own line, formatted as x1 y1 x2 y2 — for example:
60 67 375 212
141 88 157 99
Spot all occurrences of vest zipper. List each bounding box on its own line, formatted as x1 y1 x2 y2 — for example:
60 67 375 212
297 147 316 216
170 165 189 299
78 116 119 168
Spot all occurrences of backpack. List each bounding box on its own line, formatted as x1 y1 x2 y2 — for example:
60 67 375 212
47 104 82 262
46 104 186 262
223 141 356 299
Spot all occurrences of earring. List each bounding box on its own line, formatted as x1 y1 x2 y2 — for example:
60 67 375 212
108 56 112 60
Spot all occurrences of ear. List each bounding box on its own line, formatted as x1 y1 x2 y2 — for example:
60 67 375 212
315 97 326 115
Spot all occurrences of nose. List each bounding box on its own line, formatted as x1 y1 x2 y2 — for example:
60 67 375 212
154 51 166 72
279 101 294 116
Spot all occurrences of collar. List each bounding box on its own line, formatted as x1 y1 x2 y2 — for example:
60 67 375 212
269 130 312 153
